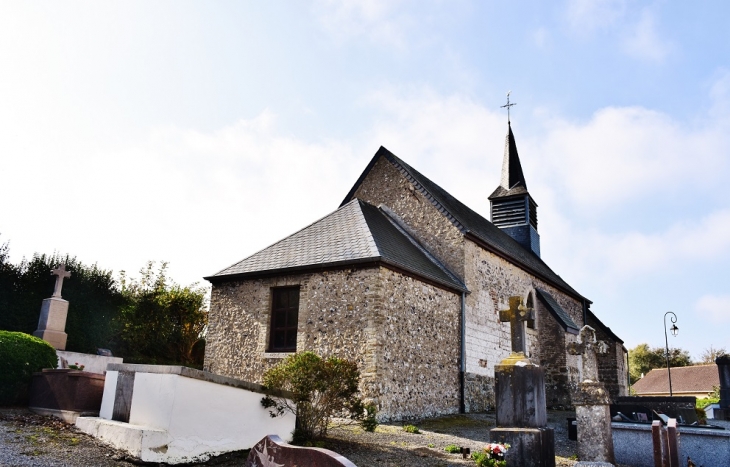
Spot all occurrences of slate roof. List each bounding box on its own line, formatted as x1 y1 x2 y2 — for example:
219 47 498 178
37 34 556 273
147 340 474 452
534 288 580 334
489 122 530 199
632 365 720 395
341 146 583 300
207 199 466 292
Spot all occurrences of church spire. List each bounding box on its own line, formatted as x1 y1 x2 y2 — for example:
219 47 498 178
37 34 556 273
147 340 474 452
489 97 540 257
500 122 528 191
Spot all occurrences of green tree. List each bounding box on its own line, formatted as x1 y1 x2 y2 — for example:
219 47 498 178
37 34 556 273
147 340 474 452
261 351 376 442
117 262 208 366
0 242 127 354
698 345 728 364
629 343 692 385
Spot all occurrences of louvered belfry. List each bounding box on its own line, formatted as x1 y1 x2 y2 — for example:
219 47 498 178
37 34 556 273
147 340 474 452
489 122 541 257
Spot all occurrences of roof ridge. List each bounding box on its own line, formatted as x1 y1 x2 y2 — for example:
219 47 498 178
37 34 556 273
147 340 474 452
376 204 466 291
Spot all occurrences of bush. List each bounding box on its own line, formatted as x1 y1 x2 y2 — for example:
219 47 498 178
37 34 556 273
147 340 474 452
260 351 375 442
403 424 420 434
444 444 461 453
0 331 57 405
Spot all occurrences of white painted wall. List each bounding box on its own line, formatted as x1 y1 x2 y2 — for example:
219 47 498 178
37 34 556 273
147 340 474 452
79 367 296 464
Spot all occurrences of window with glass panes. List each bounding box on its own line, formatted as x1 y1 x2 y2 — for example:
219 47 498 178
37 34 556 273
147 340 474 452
269 286 300 352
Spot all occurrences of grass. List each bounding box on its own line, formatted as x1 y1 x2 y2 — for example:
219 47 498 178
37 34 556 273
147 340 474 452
402 424 420 434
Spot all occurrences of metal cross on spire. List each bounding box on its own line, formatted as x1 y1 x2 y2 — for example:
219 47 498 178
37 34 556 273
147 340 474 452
501 91 516 123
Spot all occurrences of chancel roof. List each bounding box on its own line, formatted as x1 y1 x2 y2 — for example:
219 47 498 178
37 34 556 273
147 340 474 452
534 288 580 334
341 146 583 300
206 198 466 292
632 365 720 395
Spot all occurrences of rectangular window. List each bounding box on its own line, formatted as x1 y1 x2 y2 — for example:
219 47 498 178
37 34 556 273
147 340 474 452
269 286 300 352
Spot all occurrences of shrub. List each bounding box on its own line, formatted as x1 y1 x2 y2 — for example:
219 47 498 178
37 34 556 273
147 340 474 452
0 331 57 405
444 444 461 453
403 424 420 434
260 351 376 442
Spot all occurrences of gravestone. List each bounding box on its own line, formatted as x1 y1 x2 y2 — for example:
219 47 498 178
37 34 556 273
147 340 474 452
715 355 730 420
33 265 71 350
568 325 615 464
490 296 555 467
244 435 357 467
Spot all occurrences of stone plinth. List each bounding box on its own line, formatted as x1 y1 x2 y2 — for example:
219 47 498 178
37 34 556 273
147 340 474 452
33 297 69 350
574 382 614 464
28 369 105 422
490 427 555 467
495 353 547 428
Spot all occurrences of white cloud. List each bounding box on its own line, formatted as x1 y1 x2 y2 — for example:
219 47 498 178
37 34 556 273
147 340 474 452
0 110 359 286
313 0 411 48
533 27 551 49
564 0 627 35
694 294 730 323
535 105 729 210
621 9 671 62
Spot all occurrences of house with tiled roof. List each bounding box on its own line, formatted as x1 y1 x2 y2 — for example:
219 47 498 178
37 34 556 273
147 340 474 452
203 123 628 420
632 365 720 398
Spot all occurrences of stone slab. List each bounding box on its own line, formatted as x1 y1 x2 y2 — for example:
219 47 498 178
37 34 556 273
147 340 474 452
105 363 294 399
75 417 170 462
57 351 123 375
490 427 555 467
495 356 547 428
244 435 357 467
28 407 97 424
576 403 614 463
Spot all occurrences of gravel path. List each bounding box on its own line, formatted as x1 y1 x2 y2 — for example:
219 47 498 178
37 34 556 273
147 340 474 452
0 407 589 466
325 411 579 467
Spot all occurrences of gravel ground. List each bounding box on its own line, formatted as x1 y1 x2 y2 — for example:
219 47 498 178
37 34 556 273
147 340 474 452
325 411 579 467
0 407 624 467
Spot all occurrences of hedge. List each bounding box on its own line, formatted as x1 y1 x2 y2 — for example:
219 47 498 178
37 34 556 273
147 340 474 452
0 331 58 405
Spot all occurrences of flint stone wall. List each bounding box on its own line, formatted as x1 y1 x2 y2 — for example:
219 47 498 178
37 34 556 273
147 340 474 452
204 266 461 421
463 240 582 409
352 156 466 280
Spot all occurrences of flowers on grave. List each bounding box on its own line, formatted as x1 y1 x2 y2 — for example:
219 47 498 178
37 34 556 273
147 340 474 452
68 362 85 371
471 442 510 467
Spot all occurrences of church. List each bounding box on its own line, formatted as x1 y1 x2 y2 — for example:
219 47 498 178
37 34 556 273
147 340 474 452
203 122 628 421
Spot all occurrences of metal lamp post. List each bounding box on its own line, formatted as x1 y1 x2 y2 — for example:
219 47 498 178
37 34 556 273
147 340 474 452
663 312 679 396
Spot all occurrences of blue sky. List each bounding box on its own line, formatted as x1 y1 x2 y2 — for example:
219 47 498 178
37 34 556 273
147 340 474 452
1 1 728 360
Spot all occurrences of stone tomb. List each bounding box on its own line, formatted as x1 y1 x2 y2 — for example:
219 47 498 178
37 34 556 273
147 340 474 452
489 296 555 467
33 265 71 349
568 325 614 464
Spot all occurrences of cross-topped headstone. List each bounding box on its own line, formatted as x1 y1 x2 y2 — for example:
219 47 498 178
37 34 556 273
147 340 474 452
499 296 534 354
51 265 71 298
567 325 608 383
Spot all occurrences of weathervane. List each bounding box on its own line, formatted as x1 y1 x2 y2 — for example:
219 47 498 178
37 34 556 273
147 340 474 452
501 91 516 123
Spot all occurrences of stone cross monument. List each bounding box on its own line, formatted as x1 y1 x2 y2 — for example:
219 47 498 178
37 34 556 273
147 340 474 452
490 296 555 467
567 325 615 464
33 265 71 350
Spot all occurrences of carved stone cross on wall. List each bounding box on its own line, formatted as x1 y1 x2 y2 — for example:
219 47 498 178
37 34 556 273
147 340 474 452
567 325 609 383
51 265 72 298
499 296 535 354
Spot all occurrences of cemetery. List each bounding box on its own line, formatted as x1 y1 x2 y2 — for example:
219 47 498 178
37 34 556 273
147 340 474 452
3 267 730 466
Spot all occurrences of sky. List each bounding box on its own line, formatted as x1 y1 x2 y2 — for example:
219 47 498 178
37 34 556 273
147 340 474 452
1 1 728 361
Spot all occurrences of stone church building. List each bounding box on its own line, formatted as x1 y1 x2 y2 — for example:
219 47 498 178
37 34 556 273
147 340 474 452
203 123 628 421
